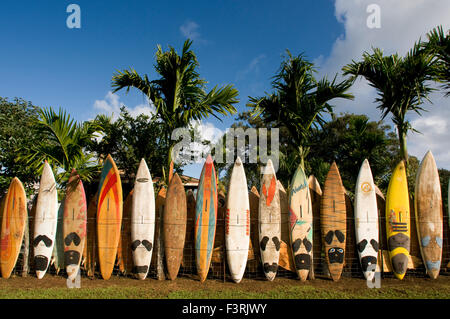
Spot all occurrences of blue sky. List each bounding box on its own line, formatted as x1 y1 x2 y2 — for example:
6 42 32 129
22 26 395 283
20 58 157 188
1 0 449 177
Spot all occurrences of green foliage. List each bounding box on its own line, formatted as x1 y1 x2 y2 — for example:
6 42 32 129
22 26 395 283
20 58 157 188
438 169 449 216
221 111 396 195
111 39 239 172
423 25 450 97
88 107 186 191
309 113 397 194
248 50 354 168
0 97 43 195
342 43 439 166
18 107 102 188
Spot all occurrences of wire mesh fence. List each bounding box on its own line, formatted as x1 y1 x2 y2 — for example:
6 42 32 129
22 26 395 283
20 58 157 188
6 181 450 282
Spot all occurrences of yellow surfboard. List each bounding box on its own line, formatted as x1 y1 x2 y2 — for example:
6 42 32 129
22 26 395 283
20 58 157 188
386 160 410 280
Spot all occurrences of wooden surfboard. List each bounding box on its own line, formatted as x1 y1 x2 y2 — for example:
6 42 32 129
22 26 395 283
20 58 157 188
289 164 313 281
52 201 65 274
63 170 87 280
117 190 133 275
195 155 218 282
153 187 166 280
131 159 156 280
0 178 27 278
308 175 323 280
249 186 260 265
184 190 196 270
277 182 295 272
414 151 443 279
33 161 58 279
354 159 379 281
321 162 346 282
259 159 281 281
97 155 123 280
226 157 250 283
386 160 410 280
83 193 97 278
164 173 187 280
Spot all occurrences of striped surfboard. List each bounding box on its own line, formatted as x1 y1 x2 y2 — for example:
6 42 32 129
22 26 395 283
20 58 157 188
194 155 218 282
97 154 123 280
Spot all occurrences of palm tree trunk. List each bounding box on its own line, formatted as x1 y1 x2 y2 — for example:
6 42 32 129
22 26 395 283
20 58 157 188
299 145 306 171
398 126 409 170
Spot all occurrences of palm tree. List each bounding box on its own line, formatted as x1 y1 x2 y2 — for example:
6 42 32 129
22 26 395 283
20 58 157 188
20 107 102 185
248 50 354 170
342 43 437 168
111 39 239 175
423 25 450 97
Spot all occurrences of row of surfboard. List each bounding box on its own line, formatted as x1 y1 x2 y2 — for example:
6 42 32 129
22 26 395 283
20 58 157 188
0 151 447 282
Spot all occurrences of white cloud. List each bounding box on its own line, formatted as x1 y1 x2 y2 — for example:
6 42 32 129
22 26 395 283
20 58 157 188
236 54 267 81
180 20 206 43
93 91 155 121
186 120 225 163
316 0 450 169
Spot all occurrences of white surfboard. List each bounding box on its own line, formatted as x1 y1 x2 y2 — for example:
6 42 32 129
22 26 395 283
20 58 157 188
354 159 379 281
225 157 250 283
259 159 281 281
131 158 156 280
33 161 58 279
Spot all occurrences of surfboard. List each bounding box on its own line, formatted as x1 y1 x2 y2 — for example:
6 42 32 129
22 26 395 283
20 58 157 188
308 175 322 280
117 189 133 275
63 170 87 280
153 187 166 280
52 201 64 274
354 159 379 281
321 162 346 282
386 160 410 280
225 157 250 283
249 186 260 266
131 159 156 280
195 155 218 282
0 178 27 279
289 164 313 281
164 173 187 280
97 154 123 280
259 159 281 281
33 161 58 279
83 193 97 278
415 151 443 279
184 190 196 270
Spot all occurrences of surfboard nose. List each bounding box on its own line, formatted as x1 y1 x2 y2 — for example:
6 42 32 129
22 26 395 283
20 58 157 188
36 270 46 279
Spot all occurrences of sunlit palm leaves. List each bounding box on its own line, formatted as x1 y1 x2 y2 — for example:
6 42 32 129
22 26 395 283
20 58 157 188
342 43 438 165
20 107 102 185
423 25 450 96
248 50 354 169
111 39 239 161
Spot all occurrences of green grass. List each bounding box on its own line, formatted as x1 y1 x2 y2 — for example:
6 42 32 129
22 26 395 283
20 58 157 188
1 285 450 299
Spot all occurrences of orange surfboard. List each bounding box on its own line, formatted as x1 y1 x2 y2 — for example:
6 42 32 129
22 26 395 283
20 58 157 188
97 155 123 280
0 178 27 278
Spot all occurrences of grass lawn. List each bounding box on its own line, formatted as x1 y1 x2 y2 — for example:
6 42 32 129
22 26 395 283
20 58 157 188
1 275 450 299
